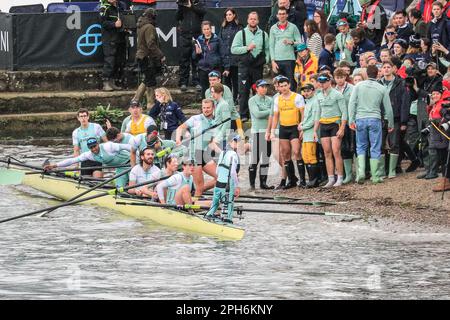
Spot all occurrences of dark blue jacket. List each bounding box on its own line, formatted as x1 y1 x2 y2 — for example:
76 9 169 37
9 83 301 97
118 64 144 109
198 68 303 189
192 33 229 72
148 101 187 132
318 48 335 72
428 16 450 50
219 22 242 67
351 38 376 66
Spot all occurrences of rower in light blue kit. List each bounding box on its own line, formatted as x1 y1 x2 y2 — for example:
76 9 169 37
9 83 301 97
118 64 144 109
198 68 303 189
43 138 134 188
205 133 241 223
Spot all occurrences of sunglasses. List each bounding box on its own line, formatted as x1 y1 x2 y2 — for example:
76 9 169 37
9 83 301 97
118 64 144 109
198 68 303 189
386 32 396 36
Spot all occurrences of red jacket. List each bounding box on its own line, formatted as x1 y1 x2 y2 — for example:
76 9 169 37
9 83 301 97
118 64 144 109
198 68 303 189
429 90 450 120
132 0 156 4
416 0 434 23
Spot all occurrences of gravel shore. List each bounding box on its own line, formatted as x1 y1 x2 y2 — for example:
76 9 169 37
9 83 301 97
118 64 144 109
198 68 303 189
239 162 450 233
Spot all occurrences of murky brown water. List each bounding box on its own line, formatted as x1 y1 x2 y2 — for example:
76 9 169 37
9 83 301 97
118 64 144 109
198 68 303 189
0 143 449 299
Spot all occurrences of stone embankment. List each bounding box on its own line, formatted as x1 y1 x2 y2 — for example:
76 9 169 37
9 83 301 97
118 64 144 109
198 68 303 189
0 68 200 139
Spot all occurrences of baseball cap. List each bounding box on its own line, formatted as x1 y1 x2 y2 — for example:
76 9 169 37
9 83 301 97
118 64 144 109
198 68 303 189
227 132 241 142
255 79 269 87
296 43 308 52
86 137 98 148
129 99 141 108
426 62 438 69
301 83 315 91
319 65 332 72
208 70 221 78
336 19 348 27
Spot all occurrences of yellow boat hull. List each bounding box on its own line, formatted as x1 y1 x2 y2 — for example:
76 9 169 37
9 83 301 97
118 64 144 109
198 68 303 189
20 171 245 240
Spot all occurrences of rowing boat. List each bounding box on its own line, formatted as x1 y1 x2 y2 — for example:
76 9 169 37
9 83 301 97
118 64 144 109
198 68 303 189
11 168 245 240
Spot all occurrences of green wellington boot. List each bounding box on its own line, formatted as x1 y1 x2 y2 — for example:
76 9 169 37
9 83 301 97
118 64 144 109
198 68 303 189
378 154 386 179
388 154 399 179
343 158 353 184
356 155 366 184
370 158 383 184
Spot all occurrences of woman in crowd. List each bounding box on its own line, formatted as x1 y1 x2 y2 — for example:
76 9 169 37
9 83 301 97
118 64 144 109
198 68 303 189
392 39 408 60
380 25 397 54
294 43 318 92
148 87 187 140
193 21 228 98
313 9 333 38
304 19 322 59
219 8 242 104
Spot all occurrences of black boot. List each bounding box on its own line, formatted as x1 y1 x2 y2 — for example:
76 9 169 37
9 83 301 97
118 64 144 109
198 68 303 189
248 164 257 190
306 164 320 188
259 164 274 189
283 160 298 189
297 160 306 188
405 158 420 172
275 179 286 190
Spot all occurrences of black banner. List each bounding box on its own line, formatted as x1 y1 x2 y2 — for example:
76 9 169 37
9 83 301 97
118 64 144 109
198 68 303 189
0 13 13 70
0 7 271 70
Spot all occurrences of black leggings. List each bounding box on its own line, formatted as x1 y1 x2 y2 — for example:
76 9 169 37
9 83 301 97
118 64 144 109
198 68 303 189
250 132 272 174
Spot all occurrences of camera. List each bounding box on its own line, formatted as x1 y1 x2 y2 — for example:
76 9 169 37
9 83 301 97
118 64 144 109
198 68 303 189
405 63 427 89
421 125 431 135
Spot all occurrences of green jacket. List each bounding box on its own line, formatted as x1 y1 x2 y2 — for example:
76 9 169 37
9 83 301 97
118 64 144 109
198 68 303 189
214 97 231 142
269 22 301 61
348 79 394 128
249 94 272 133
231 26 270 64
337 82 354 108
205 85 239 120
302 95 318 142
334 32 354 66
314 88 348 122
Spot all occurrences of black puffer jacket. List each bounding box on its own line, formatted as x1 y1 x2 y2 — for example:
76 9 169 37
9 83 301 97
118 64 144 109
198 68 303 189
176 2 206 37
99 3 127 43
219 22 242 67
379 76 411 125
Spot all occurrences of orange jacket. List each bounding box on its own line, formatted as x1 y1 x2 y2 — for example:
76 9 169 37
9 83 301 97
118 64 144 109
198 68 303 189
294 52 318 92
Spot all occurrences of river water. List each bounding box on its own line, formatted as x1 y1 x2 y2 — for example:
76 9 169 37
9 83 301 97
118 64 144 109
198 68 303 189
0 144 449 299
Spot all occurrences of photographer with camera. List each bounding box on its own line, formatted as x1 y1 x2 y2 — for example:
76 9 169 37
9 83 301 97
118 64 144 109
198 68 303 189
176 0 206 92
134 8 165 109
432 90 450 191
231 12 270 122
100 0 128 91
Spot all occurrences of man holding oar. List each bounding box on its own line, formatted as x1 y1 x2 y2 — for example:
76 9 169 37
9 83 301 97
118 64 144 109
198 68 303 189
72 108 108 178
205 133 240 224
175 99 219 197
43 138 134 188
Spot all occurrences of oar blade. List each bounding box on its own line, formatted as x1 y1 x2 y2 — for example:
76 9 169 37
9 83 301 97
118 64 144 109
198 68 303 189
0 169 25 185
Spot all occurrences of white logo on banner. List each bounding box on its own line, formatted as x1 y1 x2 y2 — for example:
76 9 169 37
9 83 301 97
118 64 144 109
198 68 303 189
157 27 177 47
0 31 8 52
66 5 81 30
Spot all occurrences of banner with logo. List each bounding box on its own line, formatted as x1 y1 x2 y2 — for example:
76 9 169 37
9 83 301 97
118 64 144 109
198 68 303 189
0 7 270 70
0 13 13 70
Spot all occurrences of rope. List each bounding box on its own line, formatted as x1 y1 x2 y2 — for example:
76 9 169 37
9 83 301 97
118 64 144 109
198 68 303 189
431 122 450 141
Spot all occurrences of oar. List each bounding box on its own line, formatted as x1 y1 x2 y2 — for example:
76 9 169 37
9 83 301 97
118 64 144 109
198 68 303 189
115 201 210 212
24 164 131 174
0 163 129 186
0 174 171 224
225 198 338 206
0 158 43 171
38 166 133 218
238 207 361 219
202 191 345 205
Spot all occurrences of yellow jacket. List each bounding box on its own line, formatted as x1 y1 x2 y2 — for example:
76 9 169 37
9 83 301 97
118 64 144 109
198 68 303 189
294 53 318 92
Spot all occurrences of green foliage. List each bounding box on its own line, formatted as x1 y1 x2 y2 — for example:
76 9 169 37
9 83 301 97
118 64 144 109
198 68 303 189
90 104 124 124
